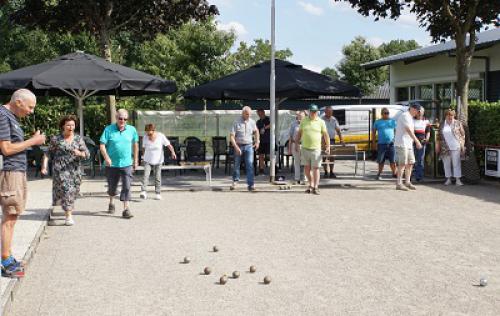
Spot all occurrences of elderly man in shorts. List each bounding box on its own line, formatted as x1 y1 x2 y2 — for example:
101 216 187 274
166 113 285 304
394 103 422 191
296 104 330 195
0 89 46 278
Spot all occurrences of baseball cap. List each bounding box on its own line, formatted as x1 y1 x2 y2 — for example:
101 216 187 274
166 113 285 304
409 102 422 111
309 104 319 112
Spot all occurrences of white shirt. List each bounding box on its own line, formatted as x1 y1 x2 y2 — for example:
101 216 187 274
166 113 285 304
394 111 414 149
142 132 170 165
442 121 460 150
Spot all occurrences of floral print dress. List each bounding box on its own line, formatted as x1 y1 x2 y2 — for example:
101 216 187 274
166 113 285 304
48 134 90 211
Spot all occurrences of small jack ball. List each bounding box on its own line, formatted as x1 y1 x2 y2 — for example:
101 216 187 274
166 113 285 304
220 275 228 285
183 257 191 264
263 276 271 284
480 278 488 287
232 271 240 278
204 267 212 275
249 265 257 273
213 246 219 252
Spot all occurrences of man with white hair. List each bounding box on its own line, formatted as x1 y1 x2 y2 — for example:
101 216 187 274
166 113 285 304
321 106 344 178
288 111 306 184
0 89 46 278
100 109 139 218
230 106 260 191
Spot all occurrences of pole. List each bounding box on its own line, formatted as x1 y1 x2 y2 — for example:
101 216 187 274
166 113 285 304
77 97 84 136
269 0 276 182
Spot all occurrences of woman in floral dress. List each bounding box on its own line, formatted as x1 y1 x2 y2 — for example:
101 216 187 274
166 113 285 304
41 115 89 225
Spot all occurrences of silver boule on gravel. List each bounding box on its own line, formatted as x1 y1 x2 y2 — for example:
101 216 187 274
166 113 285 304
213 245 219 252
249 265 257 273
204 267 212 275
232 271 240 278
263 276 272 284
220 275 228 285
480 277 488 287
183 256 191 264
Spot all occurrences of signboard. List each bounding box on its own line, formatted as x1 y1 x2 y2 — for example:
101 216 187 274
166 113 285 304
485 149 500 177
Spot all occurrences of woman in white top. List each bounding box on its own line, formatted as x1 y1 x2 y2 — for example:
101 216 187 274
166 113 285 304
436 109 465 186
140 124 176 200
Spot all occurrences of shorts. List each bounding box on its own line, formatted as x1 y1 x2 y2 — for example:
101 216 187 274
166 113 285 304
395 146 415 165
301 148 322 168
0 171 27 216
377 143 396 164
258 142 270 155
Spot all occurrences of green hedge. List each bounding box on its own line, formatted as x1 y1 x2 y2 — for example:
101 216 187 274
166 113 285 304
469 100 500 146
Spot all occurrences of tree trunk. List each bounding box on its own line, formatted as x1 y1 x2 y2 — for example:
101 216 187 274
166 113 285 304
454 35 471 123
99 1 116 124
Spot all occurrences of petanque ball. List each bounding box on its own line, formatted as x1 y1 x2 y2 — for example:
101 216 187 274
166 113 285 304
480 277 488 287
183 256 191 264
232 271 240 278
249 265 257 273
213 245 219 252
204 267 212 275
263 276 271 284
220 275 228 285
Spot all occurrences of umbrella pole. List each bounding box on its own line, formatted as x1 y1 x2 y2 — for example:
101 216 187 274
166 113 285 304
269 0 276 182
77 96 84 136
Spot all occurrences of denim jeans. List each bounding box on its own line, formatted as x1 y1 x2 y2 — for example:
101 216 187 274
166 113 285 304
233 144 254 188
141 163 162 194
413 143 426 180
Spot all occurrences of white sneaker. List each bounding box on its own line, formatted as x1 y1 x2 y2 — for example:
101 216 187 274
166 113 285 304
230 181 238 190
65 217 75 226
444 178 452 186
140 191 147 199
155 194 162 200
455 178 464 186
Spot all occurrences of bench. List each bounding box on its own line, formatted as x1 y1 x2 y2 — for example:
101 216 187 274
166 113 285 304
322 144 366 176
135 163 212 186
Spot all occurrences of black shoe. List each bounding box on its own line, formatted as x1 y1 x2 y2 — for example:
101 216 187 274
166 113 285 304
305 187 312 194
329 173 337 178
122 208 133 219
108 203 115 214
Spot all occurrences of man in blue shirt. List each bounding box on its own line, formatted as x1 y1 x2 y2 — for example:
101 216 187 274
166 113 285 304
100 109 139 218
372 108 397 180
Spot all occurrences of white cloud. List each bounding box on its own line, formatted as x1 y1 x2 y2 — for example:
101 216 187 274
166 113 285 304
217 21 248 38
398 10 419 27
329 0 354 12
298 1 324 16
367 36 385 47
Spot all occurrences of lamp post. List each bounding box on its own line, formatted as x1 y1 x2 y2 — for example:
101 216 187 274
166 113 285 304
269 0 276 182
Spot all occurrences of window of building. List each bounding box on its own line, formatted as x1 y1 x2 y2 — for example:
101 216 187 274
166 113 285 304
396 87 409 102
468 80 483 100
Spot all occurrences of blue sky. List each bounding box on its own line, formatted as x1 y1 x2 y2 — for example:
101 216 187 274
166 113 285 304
210 0 433 73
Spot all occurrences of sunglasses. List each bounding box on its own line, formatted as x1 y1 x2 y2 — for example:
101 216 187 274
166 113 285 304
118 117 128 121
382 112 389 115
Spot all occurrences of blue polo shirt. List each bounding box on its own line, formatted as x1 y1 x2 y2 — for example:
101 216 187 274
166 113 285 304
373 119 396 144
100 124 139 168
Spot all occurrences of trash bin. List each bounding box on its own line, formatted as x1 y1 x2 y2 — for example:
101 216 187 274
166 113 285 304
485 148 500 177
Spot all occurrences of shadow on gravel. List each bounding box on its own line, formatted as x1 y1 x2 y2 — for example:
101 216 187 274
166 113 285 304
18 209 48 221
425 180 500 205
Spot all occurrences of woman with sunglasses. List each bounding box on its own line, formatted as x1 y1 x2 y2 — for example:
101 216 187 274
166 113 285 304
436 109 465 186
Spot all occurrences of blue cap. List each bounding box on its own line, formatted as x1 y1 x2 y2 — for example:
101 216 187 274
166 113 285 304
409 102 422 110
309 104 319 112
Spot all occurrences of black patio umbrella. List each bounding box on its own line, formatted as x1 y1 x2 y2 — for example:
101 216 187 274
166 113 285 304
0 51 177 135
184 59 361 101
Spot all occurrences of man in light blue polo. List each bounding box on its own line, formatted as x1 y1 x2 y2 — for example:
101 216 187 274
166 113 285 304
100 109 139 218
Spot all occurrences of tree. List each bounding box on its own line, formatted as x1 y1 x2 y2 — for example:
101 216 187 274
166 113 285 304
11 0 218 122
228 39 293 71
335 0 500 122
321 67 340 80
378 39 420 58
337 36 384 95
129 19 236 104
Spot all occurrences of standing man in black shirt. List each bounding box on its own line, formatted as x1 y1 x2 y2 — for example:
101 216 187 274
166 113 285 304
256 109 270 175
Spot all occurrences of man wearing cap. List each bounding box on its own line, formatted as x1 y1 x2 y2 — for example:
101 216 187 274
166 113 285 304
296 104 330 195
372 107 397 180
394 103 422 191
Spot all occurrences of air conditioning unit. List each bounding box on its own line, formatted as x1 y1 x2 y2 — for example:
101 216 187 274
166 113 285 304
485 148 500 177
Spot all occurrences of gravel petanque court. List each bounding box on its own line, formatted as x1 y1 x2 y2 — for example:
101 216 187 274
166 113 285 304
7 180 500 315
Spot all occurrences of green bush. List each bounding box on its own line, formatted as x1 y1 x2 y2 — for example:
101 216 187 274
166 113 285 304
469 100 500 169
